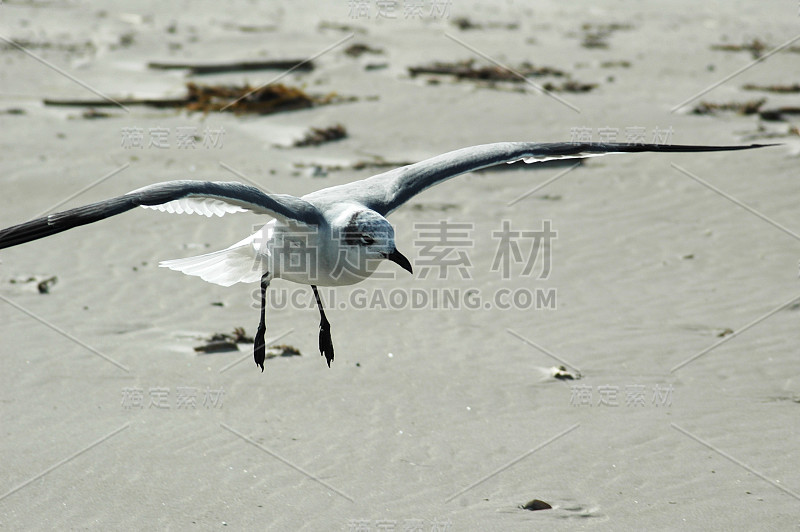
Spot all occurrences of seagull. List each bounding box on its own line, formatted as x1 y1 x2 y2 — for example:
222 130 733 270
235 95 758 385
0 141 774 370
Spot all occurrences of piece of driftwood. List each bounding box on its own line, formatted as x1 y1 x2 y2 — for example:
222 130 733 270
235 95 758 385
409 59 566 81
148 59 314 75
743 83 800 94
43 97 186 108
758 107 800 121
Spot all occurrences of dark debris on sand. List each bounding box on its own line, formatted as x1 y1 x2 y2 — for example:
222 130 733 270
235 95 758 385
409 58 567 81
182 83 350 115
450 16 519 31
520 499 552 511
148 59 314 75
195 327 252 353
344 43 384 58
293 124 348 147
541 80 597 93
578 22 634 49
36 276 57 294
691 98 800 123
758 107 800 122
552 365 580 381
9 275 58 294
691 99 766 116
408 59 597 93
743 83 800 94
293 157 414 173
194 327 302 361
711 38 800 59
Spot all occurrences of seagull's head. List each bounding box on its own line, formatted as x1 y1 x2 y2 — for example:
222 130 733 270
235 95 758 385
338 209 413 276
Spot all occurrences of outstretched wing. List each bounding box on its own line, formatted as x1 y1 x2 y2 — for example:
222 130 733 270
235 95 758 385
0 180 322 250
308 142 776 216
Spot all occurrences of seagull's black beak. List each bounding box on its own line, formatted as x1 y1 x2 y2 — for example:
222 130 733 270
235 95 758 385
384 248 413 274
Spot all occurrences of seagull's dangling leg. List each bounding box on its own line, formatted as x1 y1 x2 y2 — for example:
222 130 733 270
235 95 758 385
254 273 271 372
311 285 334 367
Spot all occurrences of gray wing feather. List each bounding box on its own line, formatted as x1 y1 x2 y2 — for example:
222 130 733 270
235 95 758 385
0 180 321 250
313 142 776 216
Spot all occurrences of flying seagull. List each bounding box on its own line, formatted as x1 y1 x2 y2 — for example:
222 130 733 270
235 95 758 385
0 142 774 370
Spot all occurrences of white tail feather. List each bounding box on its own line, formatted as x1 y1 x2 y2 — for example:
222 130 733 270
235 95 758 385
159 222 274 286
159 245 265 286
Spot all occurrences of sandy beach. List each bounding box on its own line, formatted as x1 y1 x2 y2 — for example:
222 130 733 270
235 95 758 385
1 1 798 530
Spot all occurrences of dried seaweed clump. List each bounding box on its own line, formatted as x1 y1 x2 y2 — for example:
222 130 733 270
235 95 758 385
710 39 800 59
293 124 348 147
194 327 253 353
184 82 332 115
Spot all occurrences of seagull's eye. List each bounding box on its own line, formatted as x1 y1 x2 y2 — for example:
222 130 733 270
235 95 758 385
359 234 375 246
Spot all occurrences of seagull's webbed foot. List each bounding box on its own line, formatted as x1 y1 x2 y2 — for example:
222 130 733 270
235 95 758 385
254 322 266 372
254 273 270 372
318 316 334 367
311 285 334 367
